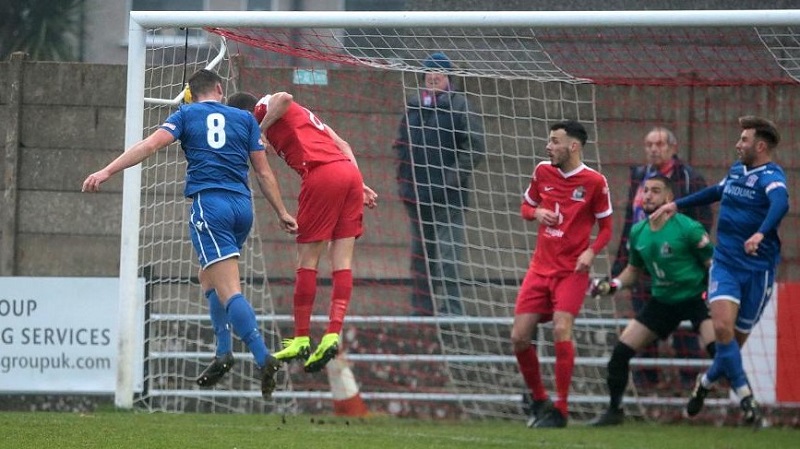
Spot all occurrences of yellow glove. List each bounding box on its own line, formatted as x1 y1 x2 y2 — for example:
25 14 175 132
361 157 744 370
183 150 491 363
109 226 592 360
182 84 192 104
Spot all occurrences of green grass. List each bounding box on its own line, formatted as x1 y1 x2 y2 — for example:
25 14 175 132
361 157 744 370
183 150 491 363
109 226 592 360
0 411 796 449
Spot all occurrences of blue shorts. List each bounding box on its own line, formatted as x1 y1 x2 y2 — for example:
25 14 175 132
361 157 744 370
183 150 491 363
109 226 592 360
188 190 253 269
707 260 775 333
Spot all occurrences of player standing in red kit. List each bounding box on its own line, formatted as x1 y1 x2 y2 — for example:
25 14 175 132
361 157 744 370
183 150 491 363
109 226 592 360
228 91 377 374
513 120 613 428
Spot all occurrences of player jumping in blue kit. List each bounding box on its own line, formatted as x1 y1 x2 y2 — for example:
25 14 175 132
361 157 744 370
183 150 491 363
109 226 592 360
82 69 298 399
650 116 788 426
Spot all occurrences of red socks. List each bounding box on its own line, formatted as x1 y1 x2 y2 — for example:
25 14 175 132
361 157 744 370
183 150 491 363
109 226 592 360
293 268 317 337
554 340 575 416
515 345 548 401
326 269 353 334
516 341 576 417
294 268 353 337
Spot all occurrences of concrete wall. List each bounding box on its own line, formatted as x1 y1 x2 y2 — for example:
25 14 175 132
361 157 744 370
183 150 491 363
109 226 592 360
1 59 799 282
0 56 127 276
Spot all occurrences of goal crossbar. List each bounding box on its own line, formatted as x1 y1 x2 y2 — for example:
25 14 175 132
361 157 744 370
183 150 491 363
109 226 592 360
129 10 800 29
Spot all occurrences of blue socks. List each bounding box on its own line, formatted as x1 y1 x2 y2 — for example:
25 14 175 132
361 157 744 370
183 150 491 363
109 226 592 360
719 340 749 392
705 344 724 384
205 289 232 357
225 293 269 367
706 340 750 394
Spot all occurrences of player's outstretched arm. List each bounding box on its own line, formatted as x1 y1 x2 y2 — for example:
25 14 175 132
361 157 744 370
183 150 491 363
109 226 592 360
82 129 175 192
249 150 297 234
648 201 677 222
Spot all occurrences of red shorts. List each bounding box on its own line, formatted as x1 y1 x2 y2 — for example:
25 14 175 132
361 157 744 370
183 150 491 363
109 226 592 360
296 160 364 243
514 271 589 321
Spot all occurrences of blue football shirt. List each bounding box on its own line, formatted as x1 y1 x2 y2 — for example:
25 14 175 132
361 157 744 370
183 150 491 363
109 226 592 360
160 101 264 198
714 161 788 270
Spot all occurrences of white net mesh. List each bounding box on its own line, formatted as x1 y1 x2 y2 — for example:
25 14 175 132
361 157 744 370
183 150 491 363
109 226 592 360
758 26 800 82
135 24 618 420
138 30 295 414
131 19 800 424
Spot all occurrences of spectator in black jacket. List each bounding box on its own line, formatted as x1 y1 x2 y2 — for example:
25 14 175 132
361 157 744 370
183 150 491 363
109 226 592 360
393 52 485 316
612 126 713 389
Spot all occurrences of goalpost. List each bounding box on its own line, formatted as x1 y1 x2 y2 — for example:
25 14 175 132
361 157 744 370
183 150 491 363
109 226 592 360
120 10 800 422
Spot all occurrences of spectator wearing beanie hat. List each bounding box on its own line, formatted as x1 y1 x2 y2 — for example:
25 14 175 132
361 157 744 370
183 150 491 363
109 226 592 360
423 52 453 69
393 51 486 316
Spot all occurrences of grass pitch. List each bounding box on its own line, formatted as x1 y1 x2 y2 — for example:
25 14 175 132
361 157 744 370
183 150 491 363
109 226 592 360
1 410 796 449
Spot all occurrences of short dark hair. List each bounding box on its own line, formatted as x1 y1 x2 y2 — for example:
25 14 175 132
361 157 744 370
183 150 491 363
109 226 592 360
551 120 588 146
739 115 780 149
227 92 259 112
187 69 223 97
645 174 674 194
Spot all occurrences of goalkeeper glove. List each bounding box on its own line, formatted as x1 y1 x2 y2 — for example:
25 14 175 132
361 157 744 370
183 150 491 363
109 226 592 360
590 277 622 297
182 84 193 104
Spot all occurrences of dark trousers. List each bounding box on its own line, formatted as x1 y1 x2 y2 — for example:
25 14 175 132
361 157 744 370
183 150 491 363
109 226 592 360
405 201 465 315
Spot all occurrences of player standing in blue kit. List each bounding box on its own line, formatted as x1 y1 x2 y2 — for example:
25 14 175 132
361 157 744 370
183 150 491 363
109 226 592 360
650 115 789 426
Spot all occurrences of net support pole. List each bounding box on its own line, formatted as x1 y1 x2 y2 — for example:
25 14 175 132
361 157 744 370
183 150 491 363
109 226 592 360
115 16 147 409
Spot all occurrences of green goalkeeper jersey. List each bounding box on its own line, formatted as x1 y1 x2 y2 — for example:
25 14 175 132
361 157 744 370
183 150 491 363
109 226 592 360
628 213 713 304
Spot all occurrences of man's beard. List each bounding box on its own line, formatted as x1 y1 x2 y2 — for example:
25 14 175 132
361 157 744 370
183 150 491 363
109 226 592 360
643 204 660 215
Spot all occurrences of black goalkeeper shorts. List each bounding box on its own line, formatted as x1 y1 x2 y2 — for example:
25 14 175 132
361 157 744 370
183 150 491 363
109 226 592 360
635 295 710 340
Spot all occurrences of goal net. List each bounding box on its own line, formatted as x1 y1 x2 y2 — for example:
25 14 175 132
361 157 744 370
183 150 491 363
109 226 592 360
122 11 800 424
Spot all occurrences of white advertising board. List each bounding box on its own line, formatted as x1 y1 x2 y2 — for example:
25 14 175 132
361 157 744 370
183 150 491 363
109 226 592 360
0 277 144 394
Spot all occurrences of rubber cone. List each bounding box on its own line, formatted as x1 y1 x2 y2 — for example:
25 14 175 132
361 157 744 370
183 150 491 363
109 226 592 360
326 352 369 417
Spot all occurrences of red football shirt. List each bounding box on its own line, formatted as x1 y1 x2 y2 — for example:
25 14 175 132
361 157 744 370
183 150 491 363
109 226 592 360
523 162 612 276
261 100 350 177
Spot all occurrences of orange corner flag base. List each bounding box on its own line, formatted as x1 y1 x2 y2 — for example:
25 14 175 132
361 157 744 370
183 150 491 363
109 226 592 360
326 353 369 417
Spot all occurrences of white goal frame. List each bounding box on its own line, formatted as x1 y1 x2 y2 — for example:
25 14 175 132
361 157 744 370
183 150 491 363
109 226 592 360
119 9 800 409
